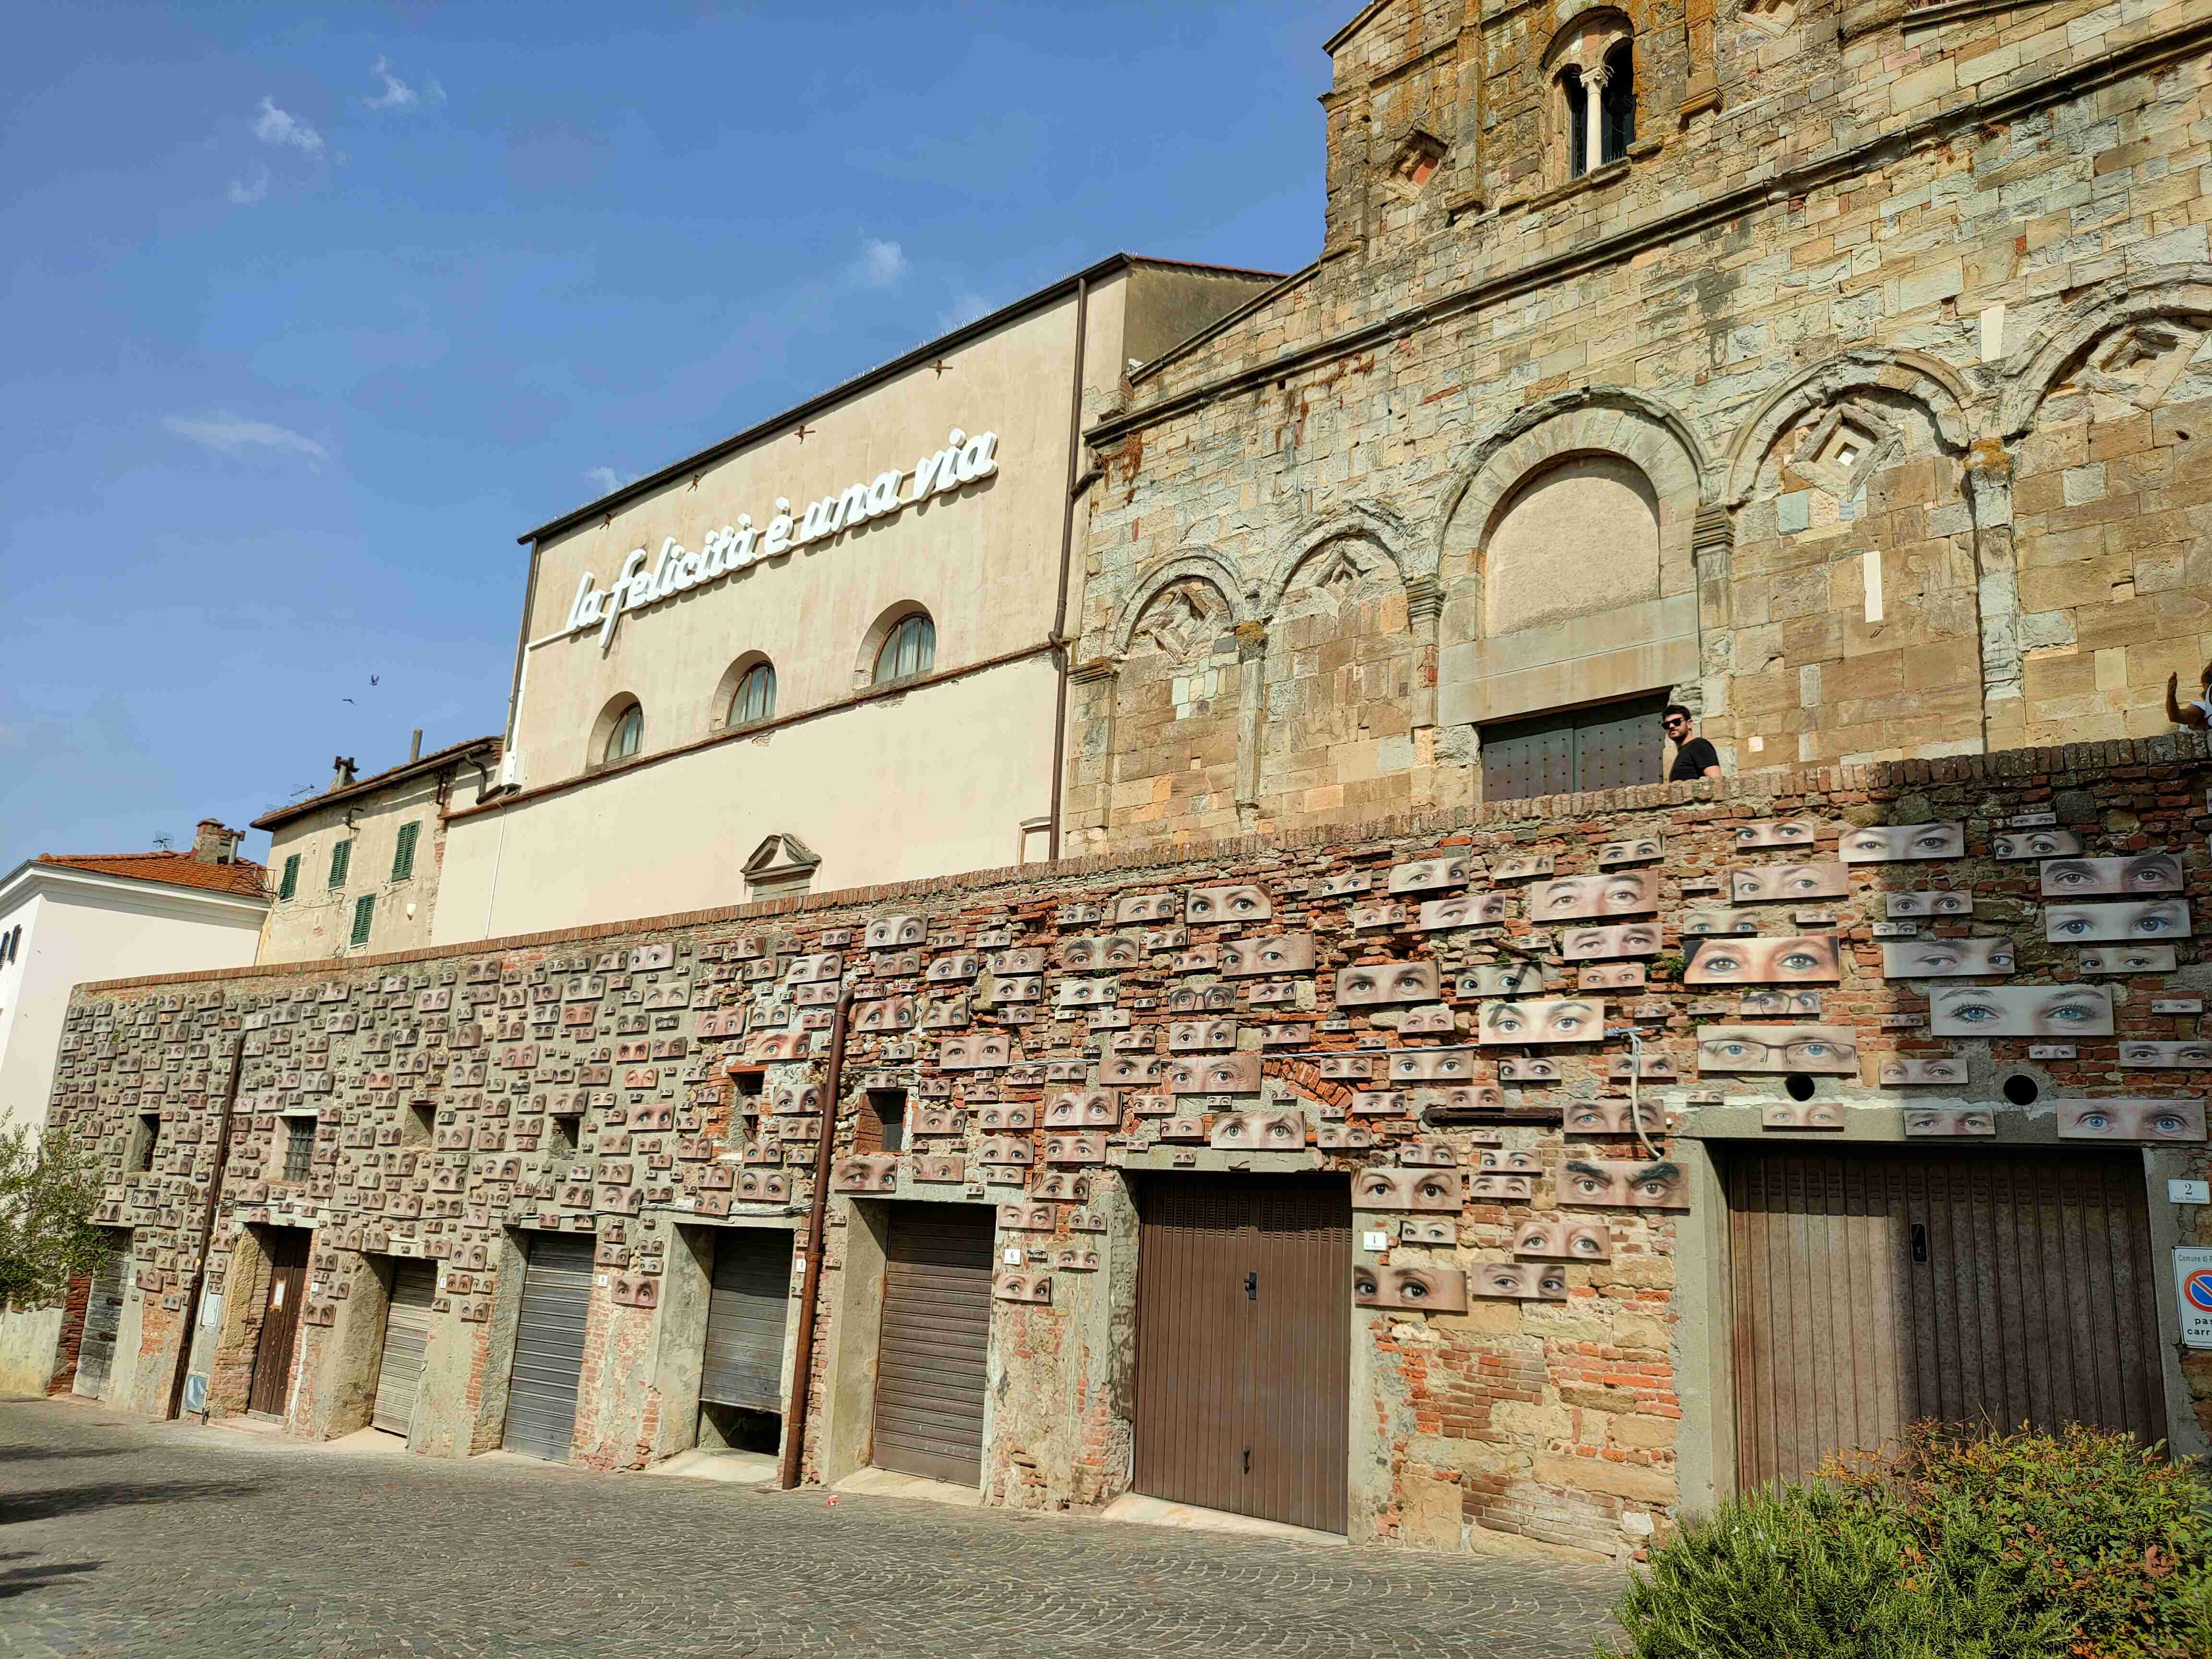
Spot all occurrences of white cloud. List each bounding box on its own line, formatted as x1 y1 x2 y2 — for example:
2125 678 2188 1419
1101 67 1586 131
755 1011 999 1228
163 414 330 468
854 237 909 290
585 466 640 495
940 291 993 331
426 77 448 106
364 56 417 110
253 96 324 156
228 167 270 205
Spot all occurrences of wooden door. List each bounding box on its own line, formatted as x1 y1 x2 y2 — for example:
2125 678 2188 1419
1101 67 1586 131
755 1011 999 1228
72 1235 130 1402
248 1228 311 1417
371 1259 437 1436
699 1228 792 1414
1133 1175 1351 1533
501 1232 595 1461
1728 1144 2165 1488
1481 696 1666 801
871 1204 994 1486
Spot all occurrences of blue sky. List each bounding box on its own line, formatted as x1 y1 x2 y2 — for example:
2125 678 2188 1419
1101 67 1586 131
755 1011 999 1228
1 1 1339 871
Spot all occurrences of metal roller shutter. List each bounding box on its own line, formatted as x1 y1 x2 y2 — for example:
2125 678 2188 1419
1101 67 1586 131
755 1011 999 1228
1133 1175 1351 1534
501 1232 595 1461
371 1259 438 1436
72 1238 130 1402
871 1205 995 1486
699 1229 792 1412
1728 1144 2165 1489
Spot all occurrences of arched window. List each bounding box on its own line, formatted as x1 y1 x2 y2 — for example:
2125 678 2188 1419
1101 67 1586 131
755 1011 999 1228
728 661 777 727
604 701 643 763
874 612 935 685
1563 68 1589 179
1599 42 1635 165
1551 19 1633 184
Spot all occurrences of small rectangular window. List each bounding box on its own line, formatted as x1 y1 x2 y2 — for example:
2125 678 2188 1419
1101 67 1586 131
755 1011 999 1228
350 893 376 947
282 1117 316 1181
859 1091 906 1154
327 839 353 889
278 854 300 901
391 822 420 882
548 1114 579 1159
129 1114 161 1173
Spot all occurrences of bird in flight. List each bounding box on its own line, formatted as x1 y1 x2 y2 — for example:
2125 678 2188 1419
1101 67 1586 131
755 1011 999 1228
342 697 355 704
370 674 380 686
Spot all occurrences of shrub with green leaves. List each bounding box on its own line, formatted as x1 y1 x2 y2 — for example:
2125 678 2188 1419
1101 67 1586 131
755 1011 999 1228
1604 1424 2212 1659
0 1125 110 1310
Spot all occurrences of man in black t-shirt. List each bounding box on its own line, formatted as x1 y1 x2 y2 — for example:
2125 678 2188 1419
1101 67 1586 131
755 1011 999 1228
1664 704 1723 782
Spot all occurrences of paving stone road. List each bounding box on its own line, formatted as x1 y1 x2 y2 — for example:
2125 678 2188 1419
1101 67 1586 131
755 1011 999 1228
0 1397 1624 1658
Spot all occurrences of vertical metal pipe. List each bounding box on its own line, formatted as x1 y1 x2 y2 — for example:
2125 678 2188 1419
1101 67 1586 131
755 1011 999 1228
778 984 854 1490
168 1028 247 1420
1045 275 1091 864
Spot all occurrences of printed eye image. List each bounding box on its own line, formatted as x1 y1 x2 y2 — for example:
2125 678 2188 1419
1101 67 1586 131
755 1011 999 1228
1208 1111 1304 1149
1187 884 1273 923
1388 856 1472 894
1101 936 1143 967
1468 1261 1569 1301
1760 1101 1845 1130
855 998 918 1031
1317 1123 1374 1149
1563 1098 1665 1135
1399 1216 1455 1244
1514 1217 1612 1260
1739 989 1823 1016
1318 1054 1374 1079
1351 1090 1412 1115
1419 893 1509 930
1458 963 1542 996
1032 1172 1087 1201
1115 893 1178 924
1580 962 1648 991
976 1136 1034 1166
1060 938 1104 971
1056 979 1119 1008
1350 1167 1464 1211
1469 1173 1534 1200
978 1104 1034 1130
1735 818 1818 850
1839 822 1966 864
940 1034 1015 1070
1043 1132 1106 1164
1174 945 1219 972
1222 935 1317 977
1168 1052 1263 1094
1353 1264 1470 1312
1879 938 2017 979
1682 912 1756 936
1532 871 1662 920
2040 854 2185 898
1597 837 1665 867
2056 1098 2206 1142
1316 872 1373 898
1928 984 2113 1037
1992 829 2084 860
1105 1055 1169 1084
2076 945 2180 974
1607 1053 1676 1080
830 1155 900 1192
1903 1108 1995 1137
1398 1140 1457 1167
991 1272 1052 1305
1731 863 1850 903
1560 1158 1685 1208
994 949 1046 975
1399 1005 1456 1034
2045 900 2192 943
1477 999 1605 1045
1160 1115 1210 1141
1054 1246 1101 1272
994 1204 1049 1238
1044 1060 1088 1082
864 915 927 950
1683 936 1840 985
1479 1147 1543 1173
989 977 1043 1005
925 954 983 981
1887 891 1974 918
1390 1047 1477 1082
788 953 843 983
1335 962 1443 1006
2116 1041 2212 1069
1879 1055 1968 1085
1497 1057 1559 1082
1045 1091 1119 1125
920 995 970 1030
914 1108 967 1135
1695 1025 1860 1074
1168 1020 1238 1051
1349 902 1407 930
736 1171 790 1202
1560 924 1663 962
771 1084 823 1114
1490 854 1554 881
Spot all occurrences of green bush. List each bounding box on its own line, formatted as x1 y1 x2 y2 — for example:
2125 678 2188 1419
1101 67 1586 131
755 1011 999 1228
1603 1424 2212 1659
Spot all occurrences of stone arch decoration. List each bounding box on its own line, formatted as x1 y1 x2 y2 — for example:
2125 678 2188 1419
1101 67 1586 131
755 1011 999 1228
1722 349 1974 506
1259 503 1422 617
1997 266 2212 439
1108 550 1253 658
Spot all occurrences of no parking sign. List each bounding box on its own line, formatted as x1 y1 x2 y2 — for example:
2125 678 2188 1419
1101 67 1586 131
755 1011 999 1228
2177 1249 2212 1349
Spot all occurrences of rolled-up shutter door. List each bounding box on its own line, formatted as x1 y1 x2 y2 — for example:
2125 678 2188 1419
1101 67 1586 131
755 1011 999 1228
372 1259 438 1435
72 1239 130 1401
501 1233 595 1461
871 1205 994 1486
699 1229 792 1412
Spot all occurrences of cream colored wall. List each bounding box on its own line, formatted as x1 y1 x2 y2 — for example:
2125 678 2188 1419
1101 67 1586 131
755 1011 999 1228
505 276 1130 795
434 652 1061 944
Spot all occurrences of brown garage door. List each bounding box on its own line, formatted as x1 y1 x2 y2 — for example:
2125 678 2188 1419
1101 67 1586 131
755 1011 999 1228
872 1204 995 1486
1133 1175 1351 1534
1729 1143 2165 1489
248 1227 312 1417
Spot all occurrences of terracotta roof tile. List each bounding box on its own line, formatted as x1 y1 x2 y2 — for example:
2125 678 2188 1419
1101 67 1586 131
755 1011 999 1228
37 851 269 899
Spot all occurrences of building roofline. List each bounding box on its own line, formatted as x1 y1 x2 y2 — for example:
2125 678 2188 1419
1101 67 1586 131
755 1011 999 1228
1323 0 1394 54
514 253 1286 548
0 856 271 919
1120 262 1321 396
250 735 504 832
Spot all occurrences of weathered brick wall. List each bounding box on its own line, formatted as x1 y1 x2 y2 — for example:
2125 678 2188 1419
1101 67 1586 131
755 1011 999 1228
49 739 2212 1557
1068 0 2212 853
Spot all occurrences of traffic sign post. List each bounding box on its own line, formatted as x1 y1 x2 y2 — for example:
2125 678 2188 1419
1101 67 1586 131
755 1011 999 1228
2177 1249 2212 1349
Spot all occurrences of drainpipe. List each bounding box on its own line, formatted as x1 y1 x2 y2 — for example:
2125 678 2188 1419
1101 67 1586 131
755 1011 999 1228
778 983 854 1490
168 1030 247 1420
1045 275 1091 863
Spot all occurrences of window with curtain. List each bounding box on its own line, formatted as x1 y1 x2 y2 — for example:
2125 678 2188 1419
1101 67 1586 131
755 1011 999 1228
874 612 935 684
728 661 777 727
604 702 644 762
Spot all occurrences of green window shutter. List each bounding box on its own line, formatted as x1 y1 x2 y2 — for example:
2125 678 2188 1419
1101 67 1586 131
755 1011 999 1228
350 893 375 946
328 839 352 889
391 822 420 881
278 855 300 901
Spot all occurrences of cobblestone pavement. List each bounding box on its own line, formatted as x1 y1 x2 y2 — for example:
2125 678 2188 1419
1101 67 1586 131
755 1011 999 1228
0 1398 1624 1658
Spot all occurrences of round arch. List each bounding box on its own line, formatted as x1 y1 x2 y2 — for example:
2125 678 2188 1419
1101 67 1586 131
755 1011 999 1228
1996 266 2212 438
1722 348 1974 505
587 692 645 769
1108 550 1253 658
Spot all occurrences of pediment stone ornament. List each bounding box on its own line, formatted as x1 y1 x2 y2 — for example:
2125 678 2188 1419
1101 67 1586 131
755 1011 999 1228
2076 323 2203 410
1136 583 1220 661
1790 401 1900 501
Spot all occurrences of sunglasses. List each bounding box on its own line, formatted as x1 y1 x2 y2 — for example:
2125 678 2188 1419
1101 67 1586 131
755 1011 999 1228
1662 717 1689 729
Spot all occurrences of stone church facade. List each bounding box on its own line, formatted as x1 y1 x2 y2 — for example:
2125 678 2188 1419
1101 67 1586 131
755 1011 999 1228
1063 0 2212 851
